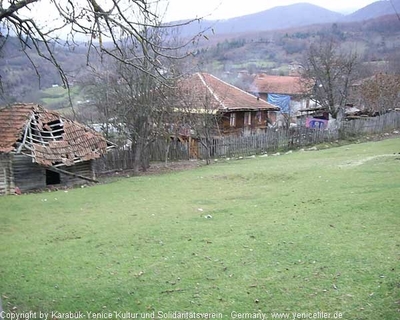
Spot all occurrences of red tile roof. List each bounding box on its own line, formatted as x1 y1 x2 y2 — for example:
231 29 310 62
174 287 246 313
0 103 33 153
179 73 280 112
251 74 310 95
0 103 110 166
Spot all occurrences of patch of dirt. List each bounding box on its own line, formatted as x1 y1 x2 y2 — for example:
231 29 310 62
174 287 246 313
98 160 205 179
338 154 399 168
140 160 204 175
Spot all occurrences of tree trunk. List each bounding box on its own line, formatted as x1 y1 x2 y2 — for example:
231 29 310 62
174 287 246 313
133 142 142 175
141 147 150 172
201 138 212 165
164 141 170 167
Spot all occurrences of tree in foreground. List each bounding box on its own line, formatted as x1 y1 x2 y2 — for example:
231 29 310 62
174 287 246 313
0 0 203 91
81 23 181 174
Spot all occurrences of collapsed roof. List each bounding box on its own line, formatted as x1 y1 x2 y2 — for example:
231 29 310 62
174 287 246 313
0 103 113 167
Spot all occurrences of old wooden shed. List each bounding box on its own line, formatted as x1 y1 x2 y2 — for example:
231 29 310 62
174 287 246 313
0 103 113 195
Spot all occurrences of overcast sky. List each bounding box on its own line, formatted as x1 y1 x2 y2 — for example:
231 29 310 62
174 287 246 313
18 0 379 40
161 0 378 21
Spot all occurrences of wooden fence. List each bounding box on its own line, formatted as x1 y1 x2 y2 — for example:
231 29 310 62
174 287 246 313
198 126 340 159
96 138 189 172
197 111 400 159
340 111 400 137
96 111 400 172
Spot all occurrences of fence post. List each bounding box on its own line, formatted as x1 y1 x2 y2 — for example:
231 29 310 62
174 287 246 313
0 297 3 320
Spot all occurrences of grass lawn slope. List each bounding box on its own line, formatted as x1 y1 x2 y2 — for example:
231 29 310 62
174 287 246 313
0 139 399 319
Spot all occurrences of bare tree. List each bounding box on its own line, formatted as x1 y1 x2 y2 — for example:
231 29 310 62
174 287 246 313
301 38 360 119
78 69 117 140
0 1 205 92
358 73 400 115
181 98 221 165
81 21 181 173
386 51 400 75
173 74 224 165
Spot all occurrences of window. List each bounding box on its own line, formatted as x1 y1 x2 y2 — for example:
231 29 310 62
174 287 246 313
230 113 236 127
244 112 252 126
46 170 60 185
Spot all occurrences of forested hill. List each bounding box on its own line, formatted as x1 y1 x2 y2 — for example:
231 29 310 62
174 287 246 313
1 1 400 108
342 0 400 22
170 3 344 37
168 0 400 37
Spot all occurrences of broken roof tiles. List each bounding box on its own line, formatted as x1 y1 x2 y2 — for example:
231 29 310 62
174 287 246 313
0 103 110 167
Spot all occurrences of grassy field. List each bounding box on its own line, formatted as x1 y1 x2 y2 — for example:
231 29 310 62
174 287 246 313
0 139 399 319
39 86 84 110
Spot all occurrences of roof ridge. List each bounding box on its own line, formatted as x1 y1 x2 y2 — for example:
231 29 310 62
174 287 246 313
196 72 227 109
206 73 276 108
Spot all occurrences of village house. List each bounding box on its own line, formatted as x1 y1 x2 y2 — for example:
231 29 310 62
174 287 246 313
174 72 280 159
249 74 316 125
178 72 280 136
0 103 113 195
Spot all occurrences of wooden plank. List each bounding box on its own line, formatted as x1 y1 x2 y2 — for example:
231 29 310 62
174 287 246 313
49 166 98 183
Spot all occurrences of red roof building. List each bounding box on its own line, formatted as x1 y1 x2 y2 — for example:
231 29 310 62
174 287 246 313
0 103 113 194
177 73 280 136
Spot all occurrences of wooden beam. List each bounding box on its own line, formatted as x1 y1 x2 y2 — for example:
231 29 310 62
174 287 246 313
48 166 99 183
16 119 31 154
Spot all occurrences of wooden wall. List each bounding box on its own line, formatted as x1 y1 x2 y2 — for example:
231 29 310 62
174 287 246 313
1 154 95 195
12 154 47 192
59 161 94 186
0 154 14 195
220 111 272 136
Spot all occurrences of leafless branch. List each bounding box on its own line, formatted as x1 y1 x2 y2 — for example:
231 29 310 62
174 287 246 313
0 0 209 105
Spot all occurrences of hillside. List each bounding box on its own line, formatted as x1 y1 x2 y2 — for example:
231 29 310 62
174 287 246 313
173 0 400 37
192 14 400 87
1 1 400 108
0 37 89 106
172 3 343 37
343 0 400 22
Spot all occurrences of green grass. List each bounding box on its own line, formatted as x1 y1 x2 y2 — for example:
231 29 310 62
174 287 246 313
233 60 276 69
39 86 84 110
0 139 399 319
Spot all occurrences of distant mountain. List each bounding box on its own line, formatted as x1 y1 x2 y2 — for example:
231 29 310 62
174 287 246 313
343 0 400 22
172 3 344 37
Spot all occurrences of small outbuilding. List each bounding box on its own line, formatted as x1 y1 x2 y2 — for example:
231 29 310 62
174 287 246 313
0 103 113 195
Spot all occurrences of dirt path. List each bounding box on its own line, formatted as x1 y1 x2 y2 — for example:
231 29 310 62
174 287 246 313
338 154 399 168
